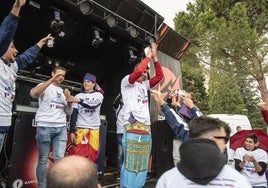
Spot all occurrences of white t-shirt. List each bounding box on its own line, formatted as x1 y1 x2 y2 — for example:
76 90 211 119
35 83 71 127
156 165 252 188
115 103 126 134
0 60 18 126
234 147 268 187
121 75 150 125
73 92 103 129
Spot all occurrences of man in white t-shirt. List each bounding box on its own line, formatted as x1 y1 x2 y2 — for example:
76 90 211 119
120 43 164 188
30 66 73 188
234 133 267 187
157 137 252 188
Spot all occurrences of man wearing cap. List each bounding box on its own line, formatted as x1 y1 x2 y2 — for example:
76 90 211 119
66 73 104 163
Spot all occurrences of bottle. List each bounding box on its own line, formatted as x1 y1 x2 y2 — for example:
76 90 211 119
47 38 54 48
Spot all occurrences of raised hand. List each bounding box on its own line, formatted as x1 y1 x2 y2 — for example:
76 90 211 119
257 102 268 110
11 0 26 16
14 0 26 8
37 34 54 48
150 85 165 105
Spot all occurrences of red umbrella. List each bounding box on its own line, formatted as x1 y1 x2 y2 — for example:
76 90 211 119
230 129 268 152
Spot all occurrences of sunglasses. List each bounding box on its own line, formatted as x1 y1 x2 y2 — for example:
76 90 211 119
213 136 229 144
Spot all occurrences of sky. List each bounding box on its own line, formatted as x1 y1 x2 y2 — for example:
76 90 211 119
140 0 193 29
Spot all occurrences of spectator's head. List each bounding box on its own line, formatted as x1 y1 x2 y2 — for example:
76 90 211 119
178 138 226 185
236 126 242 132
189 116 231 153
47 155 101 188
2 40 18 63
244 133 259 151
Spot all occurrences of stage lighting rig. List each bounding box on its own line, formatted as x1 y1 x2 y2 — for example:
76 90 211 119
78 0 93 15
91 28 103 48
105 14 118 27
127 25 139 38
145 35 155 46
50 10 65 37
128 47 138 64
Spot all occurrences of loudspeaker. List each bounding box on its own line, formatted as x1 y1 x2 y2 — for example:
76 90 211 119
151 120 175 178
96 119 107 177
7 112 38 188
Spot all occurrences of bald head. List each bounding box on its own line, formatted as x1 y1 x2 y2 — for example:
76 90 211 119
47 155 99 188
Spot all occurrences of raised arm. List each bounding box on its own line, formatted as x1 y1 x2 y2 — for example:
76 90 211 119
30 72 60 98
151 89 189 141
0 0 26 56
16 34 52 70
257 102 268 124
149 43 163 87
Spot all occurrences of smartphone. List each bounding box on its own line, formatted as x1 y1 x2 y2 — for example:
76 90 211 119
178 90 186 98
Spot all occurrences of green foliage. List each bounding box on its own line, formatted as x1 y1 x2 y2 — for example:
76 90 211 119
180 52 209 114
174 0 268 130
238 76 267 131
208 67 245 114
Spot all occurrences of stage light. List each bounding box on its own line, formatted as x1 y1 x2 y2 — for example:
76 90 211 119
145 35 155 45
78 0 93 15
50 10 65 38
105 14 118 27
127 26 139 38
47 59 53 66
45 57 61 67
128 49 138 64
91 29 103 48
58 31 65 38
54 61 60 67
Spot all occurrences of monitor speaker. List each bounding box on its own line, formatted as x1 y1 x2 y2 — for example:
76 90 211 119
151 120 175 178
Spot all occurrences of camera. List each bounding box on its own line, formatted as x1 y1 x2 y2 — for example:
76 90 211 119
174 90 186 98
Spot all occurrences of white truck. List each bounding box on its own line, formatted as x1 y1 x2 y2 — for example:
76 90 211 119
207 114 252 167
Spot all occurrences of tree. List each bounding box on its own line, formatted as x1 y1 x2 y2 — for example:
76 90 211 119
207 62 245 114
180 47 209 114
174 0 268 129
238 76 266 130
207 1 267 100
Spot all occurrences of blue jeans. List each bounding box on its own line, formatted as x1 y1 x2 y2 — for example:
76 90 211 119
36 126 67 188
0 132 5 154
117 133 123 175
